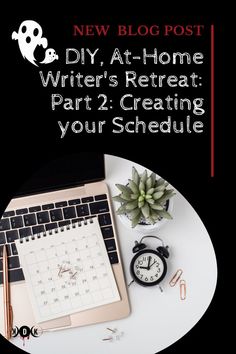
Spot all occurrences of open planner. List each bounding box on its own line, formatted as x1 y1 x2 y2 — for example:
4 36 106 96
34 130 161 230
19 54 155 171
15 217 120 323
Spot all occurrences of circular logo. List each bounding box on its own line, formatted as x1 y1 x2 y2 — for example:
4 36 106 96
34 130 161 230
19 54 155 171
30 325 43 337
12 326 19 337
19 326 31 338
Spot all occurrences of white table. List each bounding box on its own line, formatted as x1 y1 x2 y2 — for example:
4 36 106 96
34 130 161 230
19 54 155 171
4 154 217 354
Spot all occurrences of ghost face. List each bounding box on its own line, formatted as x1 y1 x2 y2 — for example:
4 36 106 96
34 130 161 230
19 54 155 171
12 20 48 66
41 48 59 64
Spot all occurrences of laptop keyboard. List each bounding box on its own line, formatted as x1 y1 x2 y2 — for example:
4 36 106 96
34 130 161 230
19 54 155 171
0 194 119 284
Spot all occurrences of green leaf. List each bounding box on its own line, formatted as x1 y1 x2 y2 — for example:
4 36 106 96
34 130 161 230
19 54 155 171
146 188 154 195
128 208 141 220
150 172 156 187
145 177 152 191
116 205 127 215
158 190 175 204
132 166 140 186
125 200 139 210
138 200 145 208
139 181 145 193
147 216 156 225
146 198 155 205
130 193 139 200
140 170 147 184
138 195 144 202
150 203 163 210
155 178 165 187
131 212 141 228
112 195 127 203
154 184 166 192
165 188 175 194
145 194 152 200
115 184 132 194
120 193 132 201
153 191 164 200
150 209 160 220
141 202 150 218
128 179 139 194
156 210 173 219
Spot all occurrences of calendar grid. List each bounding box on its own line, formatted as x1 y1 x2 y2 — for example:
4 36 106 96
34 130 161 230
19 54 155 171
15 218 120 323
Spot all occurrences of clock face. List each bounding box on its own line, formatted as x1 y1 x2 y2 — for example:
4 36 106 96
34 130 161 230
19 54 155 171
130 250 167 286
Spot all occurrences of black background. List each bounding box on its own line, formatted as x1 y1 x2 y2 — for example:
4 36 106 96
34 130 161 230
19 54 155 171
1 5 229 354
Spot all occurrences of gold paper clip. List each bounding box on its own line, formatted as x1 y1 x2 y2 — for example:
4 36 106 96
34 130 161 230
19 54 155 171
102 337 113 341
169 269 183 287
180 280 186 300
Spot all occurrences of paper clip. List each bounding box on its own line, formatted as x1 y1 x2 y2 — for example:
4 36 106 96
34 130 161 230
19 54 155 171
102 336 113 342
169 269 183 287
102 328 124 342
107 328 116 333
180 280 186 300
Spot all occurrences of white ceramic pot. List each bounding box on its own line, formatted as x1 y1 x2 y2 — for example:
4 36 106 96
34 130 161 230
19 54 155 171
118 197 174 234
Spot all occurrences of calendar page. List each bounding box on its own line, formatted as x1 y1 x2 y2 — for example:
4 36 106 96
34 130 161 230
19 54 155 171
15 218 120 323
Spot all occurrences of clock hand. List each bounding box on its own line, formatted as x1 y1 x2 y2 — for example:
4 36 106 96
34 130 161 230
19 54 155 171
147 256 151 270
139 257 152 270
149 261 156 268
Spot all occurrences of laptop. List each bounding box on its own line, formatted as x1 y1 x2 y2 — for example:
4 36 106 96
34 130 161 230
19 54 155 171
0 153 130 332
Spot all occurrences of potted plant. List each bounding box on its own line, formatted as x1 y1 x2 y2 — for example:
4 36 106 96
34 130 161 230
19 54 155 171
113 167 175 230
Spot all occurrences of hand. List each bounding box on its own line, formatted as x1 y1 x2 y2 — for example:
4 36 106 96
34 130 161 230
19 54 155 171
147 256 151 270
139 256 152 270
149 261 156 269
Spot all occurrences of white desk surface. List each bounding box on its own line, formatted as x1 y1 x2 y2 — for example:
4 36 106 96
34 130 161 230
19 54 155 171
2 154 217 354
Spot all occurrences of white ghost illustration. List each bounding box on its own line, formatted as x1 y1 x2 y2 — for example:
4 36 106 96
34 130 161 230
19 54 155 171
12 20 48 66
40 48 59 64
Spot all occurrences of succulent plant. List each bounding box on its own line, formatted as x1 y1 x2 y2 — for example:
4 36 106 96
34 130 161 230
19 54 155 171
113 167 175 228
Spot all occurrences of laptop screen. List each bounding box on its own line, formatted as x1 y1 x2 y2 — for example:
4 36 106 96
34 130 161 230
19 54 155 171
15 153 105 197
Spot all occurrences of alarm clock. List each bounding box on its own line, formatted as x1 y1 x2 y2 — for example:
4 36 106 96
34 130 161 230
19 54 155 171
130 235 169 287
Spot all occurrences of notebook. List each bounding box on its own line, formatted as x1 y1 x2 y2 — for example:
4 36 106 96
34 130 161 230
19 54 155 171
15 217 120 323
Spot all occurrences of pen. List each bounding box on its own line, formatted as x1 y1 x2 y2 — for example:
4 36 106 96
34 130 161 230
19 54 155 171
3 245 13 340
